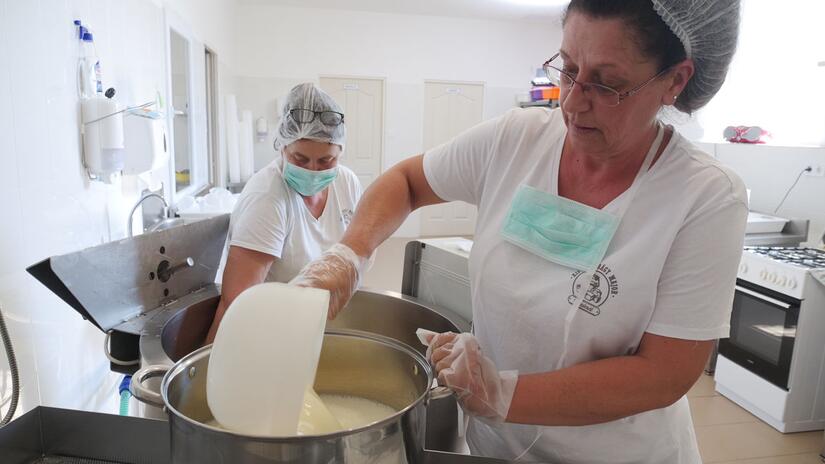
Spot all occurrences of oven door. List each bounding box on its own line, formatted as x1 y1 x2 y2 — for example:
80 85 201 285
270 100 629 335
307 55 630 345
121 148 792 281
718 279 800 390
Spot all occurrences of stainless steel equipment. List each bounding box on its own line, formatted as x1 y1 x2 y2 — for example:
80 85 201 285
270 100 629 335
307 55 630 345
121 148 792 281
25 215 501 460
156 330 435 463
743 218 809 247
0 406 511 464
27 214 230 374
129 287 470 452
0 406 171 464
402 238 473 323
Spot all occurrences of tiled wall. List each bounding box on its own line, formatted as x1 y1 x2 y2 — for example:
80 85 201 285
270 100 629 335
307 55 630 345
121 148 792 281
0 0 183 419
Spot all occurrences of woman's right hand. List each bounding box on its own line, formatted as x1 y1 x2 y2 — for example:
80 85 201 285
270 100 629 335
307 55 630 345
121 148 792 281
205 246 275 344
289 243 370 319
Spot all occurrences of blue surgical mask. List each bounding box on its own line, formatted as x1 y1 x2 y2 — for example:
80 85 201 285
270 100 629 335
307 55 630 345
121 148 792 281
500 184 620 272
283 161 338 196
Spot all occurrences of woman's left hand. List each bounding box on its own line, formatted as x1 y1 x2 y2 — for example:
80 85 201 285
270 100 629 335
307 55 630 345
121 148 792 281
420 330 519 422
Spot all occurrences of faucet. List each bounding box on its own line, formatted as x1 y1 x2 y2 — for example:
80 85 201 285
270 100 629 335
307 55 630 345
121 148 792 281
127 193 169 238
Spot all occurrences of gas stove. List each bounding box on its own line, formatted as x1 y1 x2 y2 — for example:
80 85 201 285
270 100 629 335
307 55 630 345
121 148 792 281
718 249 825 434
743 246 825 269
738 246 825 299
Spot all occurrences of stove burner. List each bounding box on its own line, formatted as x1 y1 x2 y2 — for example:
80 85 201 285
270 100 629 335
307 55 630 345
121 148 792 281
744 246 825 269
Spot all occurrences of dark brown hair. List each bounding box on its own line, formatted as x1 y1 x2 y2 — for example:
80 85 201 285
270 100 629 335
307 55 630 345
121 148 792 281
563 0 693 113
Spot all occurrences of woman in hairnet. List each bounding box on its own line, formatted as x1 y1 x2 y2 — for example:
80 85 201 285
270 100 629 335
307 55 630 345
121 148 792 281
292 1 746 462
205 83 362 342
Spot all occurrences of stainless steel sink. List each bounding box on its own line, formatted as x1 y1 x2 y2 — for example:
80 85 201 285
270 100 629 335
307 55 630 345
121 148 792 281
146 217 185 233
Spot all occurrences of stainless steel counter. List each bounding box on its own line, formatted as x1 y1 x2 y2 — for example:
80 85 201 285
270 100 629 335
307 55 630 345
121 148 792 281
1 407 512 464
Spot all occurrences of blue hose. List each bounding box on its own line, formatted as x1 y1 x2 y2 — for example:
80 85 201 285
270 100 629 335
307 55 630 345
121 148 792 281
118 375 132 416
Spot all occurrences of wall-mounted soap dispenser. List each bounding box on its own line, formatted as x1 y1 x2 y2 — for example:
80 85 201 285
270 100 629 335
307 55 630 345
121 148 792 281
81 90 125 181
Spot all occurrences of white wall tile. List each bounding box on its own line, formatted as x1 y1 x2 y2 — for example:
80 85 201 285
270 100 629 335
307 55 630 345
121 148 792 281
0 1 26 278
0 0 238 421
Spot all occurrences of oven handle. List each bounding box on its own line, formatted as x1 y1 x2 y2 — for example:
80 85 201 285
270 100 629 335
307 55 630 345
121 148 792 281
735 285 792 309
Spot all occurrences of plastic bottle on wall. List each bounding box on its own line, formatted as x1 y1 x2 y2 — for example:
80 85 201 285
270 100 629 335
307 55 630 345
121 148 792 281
78 31 102 99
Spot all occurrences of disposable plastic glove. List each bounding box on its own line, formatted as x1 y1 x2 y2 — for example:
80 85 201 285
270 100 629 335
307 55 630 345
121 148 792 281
290 243 370 319
416 329 518 423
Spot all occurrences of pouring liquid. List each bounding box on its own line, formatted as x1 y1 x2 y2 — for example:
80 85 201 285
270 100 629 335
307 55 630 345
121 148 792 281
207 388 397 435
314 394 396 432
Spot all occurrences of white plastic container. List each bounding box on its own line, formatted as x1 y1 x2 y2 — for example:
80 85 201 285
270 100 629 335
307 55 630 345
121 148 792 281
206 283 329 436
82 96 124 178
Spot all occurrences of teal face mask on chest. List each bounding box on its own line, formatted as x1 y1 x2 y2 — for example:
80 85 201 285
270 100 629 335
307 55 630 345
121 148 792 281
500 184 620 272
499 124 665 273
499 123 666 373
283 162 338 196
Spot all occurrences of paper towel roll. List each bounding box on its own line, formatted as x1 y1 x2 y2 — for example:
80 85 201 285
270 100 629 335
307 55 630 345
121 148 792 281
122 117 167 175
226 95 241 184
240 110 254 182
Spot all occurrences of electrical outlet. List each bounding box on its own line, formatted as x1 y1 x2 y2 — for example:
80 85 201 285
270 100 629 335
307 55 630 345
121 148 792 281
804 164 825 177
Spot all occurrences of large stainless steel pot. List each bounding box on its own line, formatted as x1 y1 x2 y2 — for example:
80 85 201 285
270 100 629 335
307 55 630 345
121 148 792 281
159 329 441 463
141 289 468 367
131 289 468 452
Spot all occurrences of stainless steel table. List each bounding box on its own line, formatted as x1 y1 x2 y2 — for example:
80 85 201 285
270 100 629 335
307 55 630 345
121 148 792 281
0 407 512 464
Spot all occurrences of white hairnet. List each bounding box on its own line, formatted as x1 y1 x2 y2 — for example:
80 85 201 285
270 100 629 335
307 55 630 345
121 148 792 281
652 0 740 110
274 83 346 151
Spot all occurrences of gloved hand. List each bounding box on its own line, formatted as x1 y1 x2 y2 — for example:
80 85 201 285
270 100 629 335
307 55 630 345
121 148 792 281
290 243 370 319
417 329 518 423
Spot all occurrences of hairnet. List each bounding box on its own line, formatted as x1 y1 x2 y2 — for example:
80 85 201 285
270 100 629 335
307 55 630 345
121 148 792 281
274 83 346 152
651 0 740 111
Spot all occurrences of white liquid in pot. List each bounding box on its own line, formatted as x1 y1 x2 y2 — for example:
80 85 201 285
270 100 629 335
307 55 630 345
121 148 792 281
315 394 397 431
205 391 397 436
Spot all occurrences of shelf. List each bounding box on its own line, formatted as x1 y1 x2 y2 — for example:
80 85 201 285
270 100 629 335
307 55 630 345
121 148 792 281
519 100 559 108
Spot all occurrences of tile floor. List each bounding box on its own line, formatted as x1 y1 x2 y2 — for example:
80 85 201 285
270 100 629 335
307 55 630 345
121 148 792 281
362 237 825 463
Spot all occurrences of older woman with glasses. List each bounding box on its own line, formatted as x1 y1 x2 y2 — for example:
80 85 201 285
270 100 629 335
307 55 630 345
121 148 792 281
205 83 362 342
291 1 745 462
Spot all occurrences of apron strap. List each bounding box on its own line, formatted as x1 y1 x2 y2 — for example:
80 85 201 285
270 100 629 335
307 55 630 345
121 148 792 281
555 123 666 370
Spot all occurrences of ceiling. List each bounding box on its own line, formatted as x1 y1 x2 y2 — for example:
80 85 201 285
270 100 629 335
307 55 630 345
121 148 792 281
237 0 569 22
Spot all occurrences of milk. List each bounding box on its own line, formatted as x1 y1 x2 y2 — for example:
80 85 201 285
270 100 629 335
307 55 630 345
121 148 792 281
205 392 397 435
318 394 397 430
297 388 342 435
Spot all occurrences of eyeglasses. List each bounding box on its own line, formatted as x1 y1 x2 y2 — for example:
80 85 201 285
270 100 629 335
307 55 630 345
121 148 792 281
289 108 345 126
543 53 672 107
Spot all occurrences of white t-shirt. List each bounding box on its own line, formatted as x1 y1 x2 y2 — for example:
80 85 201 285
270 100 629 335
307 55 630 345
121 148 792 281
227 159 362 283
423 108 748 464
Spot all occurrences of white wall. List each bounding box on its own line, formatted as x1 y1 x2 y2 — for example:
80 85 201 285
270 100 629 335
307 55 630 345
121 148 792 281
668 0 825 146
164 0 238 69
705 144 825 247
233 5 561 236
0 0 236 421
663 0 825 246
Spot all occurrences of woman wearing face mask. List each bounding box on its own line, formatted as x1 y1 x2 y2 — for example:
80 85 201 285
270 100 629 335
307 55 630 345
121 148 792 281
290 1 747 462
206 83 362 342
